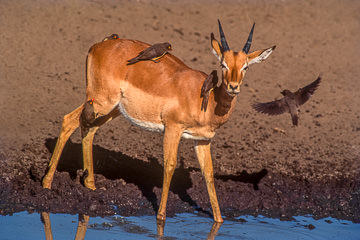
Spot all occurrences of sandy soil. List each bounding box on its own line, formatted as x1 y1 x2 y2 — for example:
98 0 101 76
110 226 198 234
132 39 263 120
1 0 359 222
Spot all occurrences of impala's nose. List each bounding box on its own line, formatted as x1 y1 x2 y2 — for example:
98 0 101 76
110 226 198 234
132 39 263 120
227 84 240 95
229 84 238 91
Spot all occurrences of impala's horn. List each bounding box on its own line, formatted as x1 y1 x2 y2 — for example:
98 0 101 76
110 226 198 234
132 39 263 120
218 19 230 52
242 22 255 54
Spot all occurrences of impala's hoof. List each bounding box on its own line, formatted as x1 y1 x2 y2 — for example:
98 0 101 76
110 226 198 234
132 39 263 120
42 179 52 189
85 183 96 191
156 213 166 222
84 180 96 190
214 216 224 223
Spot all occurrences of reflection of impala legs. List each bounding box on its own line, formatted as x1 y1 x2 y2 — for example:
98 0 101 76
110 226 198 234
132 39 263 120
75 215 90 240
41 212 89 240
156 218 222 239
207 222 223 240
41 212 53 240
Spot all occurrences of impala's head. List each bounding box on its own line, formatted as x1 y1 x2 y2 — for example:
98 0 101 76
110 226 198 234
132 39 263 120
211 20 276 96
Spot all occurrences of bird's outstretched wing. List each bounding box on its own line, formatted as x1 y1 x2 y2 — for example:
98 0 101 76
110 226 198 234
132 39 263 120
294 76 321 106
252 98 288 115
201 70 218 112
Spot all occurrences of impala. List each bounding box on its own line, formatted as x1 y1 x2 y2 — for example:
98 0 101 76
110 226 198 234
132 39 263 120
42 20 275 222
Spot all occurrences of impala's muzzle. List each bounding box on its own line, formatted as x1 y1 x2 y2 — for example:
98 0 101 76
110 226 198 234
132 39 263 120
226 83 241 96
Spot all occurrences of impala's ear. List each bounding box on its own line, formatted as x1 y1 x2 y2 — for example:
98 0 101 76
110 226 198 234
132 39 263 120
211 33 223 62
247 45 276 65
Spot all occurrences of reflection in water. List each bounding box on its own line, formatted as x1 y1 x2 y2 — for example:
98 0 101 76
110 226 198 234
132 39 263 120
2 212 358 239
208 222 222 240
156 219 165 237
41 212 89 240
41 213 53 240
156 219 222 240
41 212 222 240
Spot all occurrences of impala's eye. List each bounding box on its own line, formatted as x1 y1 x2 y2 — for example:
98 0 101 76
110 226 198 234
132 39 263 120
220 62 228 70
243 66 249 71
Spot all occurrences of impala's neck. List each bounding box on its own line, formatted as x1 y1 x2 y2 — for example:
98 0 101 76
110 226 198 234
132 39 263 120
213 82 237 117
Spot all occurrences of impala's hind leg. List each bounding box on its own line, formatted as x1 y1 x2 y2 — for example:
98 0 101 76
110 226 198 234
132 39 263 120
42 105 84 189
81 106 121 190
81 126 99 190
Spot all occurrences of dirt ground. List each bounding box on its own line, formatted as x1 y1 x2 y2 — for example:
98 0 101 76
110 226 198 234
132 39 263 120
1 0 359 222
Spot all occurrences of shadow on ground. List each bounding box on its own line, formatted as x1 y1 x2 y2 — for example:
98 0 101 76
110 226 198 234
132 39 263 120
45 138 267 215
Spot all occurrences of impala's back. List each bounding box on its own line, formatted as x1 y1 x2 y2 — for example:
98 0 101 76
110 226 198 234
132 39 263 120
86 38 216 139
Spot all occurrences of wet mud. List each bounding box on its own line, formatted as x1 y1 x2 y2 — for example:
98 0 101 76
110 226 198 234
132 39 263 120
0 138 359 222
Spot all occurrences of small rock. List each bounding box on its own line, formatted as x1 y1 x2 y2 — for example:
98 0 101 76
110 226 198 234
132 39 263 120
89 204 97 211
306 224 315 230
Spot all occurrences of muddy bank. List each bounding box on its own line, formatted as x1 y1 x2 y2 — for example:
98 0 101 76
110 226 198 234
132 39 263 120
0 139 359 223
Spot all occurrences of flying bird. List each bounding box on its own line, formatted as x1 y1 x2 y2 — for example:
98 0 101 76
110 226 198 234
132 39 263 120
201 70 218 112
252 76 321 126
102 34 119 41
127 42 172 65
81 98 96 129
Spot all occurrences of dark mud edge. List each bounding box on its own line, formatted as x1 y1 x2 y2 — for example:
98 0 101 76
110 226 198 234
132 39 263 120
0 140 359 223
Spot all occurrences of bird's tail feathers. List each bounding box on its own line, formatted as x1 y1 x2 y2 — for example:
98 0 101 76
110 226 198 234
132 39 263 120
201 97 209 112
127 57 139 65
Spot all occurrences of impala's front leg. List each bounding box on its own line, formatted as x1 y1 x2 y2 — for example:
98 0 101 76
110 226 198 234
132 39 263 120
157 125 182 222
195 140 223 223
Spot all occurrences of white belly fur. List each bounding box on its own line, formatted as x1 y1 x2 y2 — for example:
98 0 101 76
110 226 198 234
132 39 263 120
118 101 164 132
117 102 210 140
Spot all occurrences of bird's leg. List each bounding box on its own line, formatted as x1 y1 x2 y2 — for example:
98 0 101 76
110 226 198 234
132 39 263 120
152 59 161 63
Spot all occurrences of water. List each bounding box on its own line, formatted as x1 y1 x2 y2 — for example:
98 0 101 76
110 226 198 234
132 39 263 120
0 212 359 240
